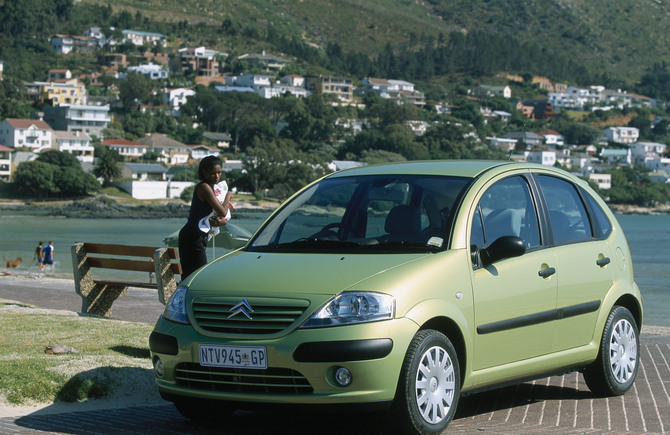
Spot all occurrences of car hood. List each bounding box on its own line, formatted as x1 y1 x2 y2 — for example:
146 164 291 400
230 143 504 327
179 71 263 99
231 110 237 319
186 250 430 296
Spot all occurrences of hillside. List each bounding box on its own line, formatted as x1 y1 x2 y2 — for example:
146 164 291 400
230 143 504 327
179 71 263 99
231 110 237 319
80 0 670 84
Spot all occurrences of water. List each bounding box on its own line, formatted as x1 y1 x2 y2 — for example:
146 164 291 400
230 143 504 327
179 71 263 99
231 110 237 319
0 212 667 326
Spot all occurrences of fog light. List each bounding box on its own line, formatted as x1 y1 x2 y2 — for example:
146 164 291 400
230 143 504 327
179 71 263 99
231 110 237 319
334 367 352 387
154 357 164 377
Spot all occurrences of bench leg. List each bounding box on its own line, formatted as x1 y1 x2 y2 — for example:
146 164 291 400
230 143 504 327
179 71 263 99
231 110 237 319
83 283 129 318
154 248 178 305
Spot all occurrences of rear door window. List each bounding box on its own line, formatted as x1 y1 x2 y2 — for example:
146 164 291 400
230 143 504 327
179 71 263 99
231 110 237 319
538 175 593 244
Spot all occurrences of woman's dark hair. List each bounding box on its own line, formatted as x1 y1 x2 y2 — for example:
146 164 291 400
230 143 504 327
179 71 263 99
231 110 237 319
197 156 223 181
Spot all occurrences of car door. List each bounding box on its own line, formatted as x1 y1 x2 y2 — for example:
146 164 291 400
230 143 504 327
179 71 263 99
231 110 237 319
470 175 557 370
537 175 615 351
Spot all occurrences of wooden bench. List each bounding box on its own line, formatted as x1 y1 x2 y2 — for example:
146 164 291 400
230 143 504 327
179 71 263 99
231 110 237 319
71 242 182 318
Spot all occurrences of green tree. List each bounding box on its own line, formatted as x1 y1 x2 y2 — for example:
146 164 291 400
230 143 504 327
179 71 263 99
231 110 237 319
118 72 154 110
94 148 122 187
37 149 81 168
12 161 58 198
243 139 294 194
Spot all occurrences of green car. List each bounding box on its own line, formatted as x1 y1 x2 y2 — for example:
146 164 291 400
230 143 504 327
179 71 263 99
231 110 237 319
150 161 642 434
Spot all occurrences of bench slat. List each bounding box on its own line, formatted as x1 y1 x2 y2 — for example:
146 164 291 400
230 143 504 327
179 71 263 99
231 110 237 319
88 257 155 273
83 243 179 259
94 280 158 290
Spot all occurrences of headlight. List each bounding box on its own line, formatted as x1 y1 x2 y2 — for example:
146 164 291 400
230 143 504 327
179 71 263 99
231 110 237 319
301 291 395 328
162 285 190 324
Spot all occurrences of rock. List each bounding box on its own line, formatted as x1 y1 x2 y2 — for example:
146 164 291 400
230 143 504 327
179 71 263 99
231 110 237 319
45 344 81 354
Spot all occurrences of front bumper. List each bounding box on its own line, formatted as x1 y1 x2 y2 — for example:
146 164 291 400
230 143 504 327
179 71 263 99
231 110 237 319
150 316 418 405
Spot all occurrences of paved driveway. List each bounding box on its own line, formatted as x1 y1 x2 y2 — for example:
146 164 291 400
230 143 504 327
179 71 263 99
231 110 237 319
2 332 668 434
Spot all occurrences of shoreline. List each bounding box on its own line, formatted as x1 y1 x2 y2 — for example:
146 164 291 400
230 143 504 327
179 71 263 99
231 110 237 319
1 197 668 219
0 196 280 219
1 272 668 335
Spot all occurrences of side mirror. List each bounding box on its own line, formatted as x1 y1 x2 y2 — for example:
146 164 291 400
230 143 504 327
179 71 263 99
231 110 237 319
479 236 526 267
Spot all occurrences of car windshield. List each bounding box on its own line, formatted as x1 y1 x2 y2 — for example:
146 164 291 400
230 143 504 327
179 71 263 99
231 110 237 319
247 174 471 253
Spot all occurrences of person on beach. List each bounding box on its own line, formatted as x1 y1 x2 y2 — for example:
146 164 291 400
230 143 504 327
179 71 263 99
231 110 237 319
178 156 233 281
42 240 54 269
34 241 44 269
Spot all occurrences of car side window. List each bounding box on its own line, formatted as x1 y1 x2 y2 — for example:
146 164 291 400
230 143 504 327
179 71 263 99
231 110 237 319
582 189 613 239
538 175 593 244
471 176 541 253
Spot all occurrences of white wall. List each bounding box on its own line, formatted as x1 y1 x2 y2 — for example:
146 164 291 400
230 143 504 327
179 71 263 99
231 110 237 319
116 180 193 199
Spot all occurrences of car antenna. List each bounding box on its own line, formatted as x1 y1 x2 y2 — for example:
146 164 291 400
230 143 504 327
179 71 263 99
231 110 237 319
507 121 528 161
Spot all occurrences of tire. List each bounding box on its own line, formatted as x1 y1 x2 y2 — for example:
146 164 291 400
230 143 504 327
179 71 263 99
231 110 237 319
583 305 639 397
173 397 234 421
392 329 460 434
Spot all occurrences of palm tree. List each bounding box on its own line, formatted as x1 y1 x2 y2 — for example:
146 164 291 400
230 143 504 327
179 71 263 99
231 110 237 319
93 149 122 187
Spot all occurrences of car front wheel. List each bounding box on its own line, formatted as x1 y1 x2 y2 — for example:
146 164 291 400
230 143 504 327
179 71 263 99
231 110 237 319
583 305 639 396
393 329 460 434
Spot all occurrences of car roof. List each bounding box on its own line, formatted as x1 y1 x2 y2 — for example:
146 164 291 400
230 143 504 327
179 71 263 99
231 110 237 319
327 160 538 179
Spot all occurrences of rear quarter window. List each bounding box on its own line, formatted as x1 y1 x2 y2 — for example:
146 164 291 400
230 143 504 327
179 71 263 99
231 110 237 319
582 189 613 239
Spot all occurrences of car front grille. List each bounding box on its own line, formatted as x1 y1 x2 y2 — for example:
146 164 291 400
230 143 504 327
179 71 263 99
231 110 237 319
191 297 310 335
175 363 314 395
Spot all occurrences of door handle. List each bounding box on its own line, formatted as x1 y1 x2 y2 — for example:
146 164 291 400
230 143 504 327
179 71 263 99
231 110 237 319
538 267 556 278
596 257 611 267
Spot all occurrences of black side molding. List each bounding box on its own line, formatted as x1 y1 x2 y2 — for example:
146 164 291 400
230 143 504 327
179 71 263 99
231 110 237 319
294 338 393 362
477 301 601 335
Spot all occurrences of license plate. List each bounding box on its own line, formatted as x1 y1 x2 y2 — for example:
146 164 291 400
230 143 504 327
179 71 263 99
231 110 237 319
199 344 267 369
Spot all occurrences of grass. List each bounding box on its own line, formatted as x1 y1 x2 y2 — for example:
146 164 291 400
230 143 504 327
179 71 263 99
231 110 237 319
0 300 155 406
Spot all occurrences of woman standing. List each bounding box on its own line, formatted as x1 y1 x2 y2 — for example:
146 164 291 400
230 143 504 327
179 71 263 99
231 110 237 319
34 241 44 270
178 156 233 281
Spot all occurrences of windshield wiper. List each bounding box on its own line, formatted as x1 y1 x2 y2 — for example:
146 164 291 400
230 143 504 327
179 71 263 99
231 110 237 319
272 238 363 250
365 240 439 252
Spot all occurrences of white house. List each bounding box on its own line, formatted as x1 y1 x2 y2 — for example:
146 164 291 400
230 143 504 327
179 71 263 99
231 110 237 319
116 162 191 199
631 141 667 166
53 130 94 163
42 104 111 139
126 63 169 80
230 73 273 88
0 144 12 181
646 157 670 173
189 145 219 161
600 148 632 166
163 88 195 116
548 85 603 110
486 136 517 152
537 129 565 146
102 139 149 160
0 118 53 151
136 133 190 166
603 126 639 145
256 83 310 99
121 30 167 47
589 173 612 190
525 150 556 166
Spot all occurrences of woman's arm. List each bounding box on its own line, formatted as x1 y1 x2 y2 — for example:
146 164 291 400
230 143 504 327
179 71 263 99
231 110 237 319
197 184 233 225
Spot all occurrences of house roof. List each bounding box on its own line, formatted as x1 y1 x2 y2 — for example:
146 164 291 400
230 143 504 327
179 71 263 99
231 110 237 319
4 118 53 130
0 144 14 151
203 132 232 142
53 131 91 140
536 129 562 136
136 133 187 149
600 148 630 156
502 131 543 140
103 139 146 147
124 163 167 173
188 144 218 151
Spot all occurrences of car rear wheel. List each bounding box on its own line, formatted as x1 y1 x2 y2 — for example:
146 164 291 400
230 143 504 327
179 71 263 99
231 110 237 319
392 329 460 434
583 305 639 396
173 397 234 421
